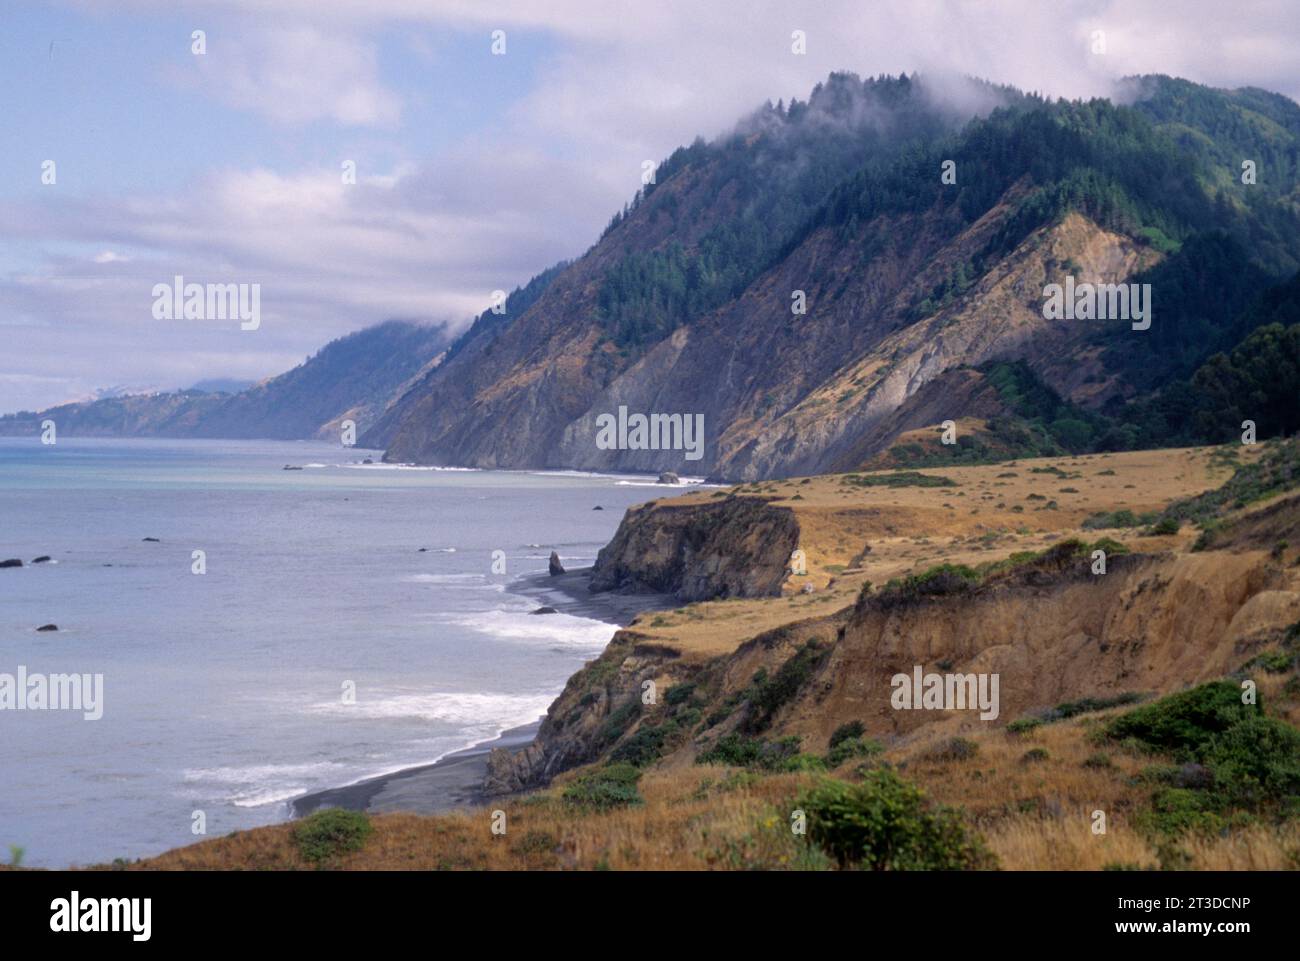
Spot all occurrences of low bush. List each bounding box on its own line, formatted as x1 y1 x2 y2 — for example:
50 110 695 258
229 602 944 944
826 736 884 768
828 720 866 750
562 763 644 810
798 771 996 870
292 809 373 865
1104 682 1300 836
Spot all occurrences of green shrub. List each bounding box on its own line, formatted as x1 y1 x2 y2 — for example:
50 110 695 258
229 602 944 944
1006 717 1043 735
879 564 981 604
827 736 884 768
699 733 823 772
1240 649 1296 674
698 733 764 768
829 720 866 750
598 699 642 745
1143 516 1181 536
562 763 643 810
798 771 996 870
1107 682 1300 836
780 753 829 773
742 641 829 733
1021 747 1050 763
1135 787 1226 838
1045 692 1143 721
292 809 373 865
665 682 697 706
840 471 957 489
1103 681 1254 756
1200 714 1300 809
609 723 671 767
1082 509 1158 530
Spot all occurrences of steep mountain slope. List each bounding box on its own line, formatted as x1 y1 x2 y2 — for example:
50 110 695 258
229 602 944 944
0 320 450 441
364 74 1020 466
369 74 1300 480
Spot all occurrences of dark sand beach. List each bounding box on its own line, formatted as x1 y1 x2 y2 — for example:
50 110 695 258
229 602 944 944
292 720 541 816
292 566 671 817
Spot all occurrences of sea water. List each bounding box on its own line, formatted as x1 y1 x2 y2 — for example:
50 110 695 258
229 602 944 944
0 437 678 867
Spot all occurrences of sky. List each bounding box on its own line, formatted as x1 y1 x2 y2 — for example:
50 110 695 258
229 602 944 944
2 0 1298 413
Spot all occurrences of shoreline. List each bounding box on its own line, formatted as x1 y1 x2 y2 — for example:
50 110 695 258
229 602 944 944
291 566 673 818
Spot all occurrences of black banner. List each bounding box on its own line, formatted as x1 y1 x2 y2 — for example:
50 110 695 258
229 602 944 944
0 869 1280 948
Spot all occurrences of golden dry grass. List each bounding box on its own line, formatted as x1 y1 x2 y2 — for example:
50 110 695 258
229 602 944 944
126 689 1300 872
628 446 1248 659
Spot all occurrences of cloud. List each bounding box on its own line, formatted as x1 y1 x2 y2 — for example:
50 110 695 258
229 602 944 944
0 145 609 409
6 0 1299 411
189 24 401 127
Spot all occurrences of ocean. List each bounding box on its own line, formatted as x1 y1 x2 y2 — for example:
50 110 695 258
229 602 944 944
0 437 676 868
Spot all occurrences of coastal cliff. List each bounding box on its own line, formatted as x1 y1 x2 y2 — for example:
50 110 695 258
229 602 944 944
486 531 1299 795
485 447 1300 797
588 495 799 601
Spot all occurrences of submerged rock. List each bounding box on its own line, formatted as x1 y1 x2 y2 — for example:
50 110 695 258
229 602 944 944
31 556 52 564
549 551 566 577
1 558 23 568
530 606 559 615
36 624 58 632
142 537 161 542
657 471 680 485
592 505 604 510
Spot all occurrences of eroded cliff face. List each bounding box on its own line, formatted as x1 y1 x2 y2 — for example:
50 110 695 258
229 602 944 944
486 519 1300 796
799 547 1297 745
588 494 800 601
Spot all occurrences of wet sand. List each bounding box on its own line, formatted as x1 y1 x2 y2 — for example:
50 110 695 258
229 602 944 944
292 720 541 816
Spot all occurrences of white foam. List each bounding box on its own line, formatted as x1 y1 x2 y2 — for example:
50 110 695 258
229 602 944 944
182 761 348 808
307 690 552 728
440 609 616 650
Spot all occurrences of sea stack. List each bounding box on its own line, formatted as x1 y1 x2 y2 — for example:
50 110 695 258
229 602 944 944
548 551 565 576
